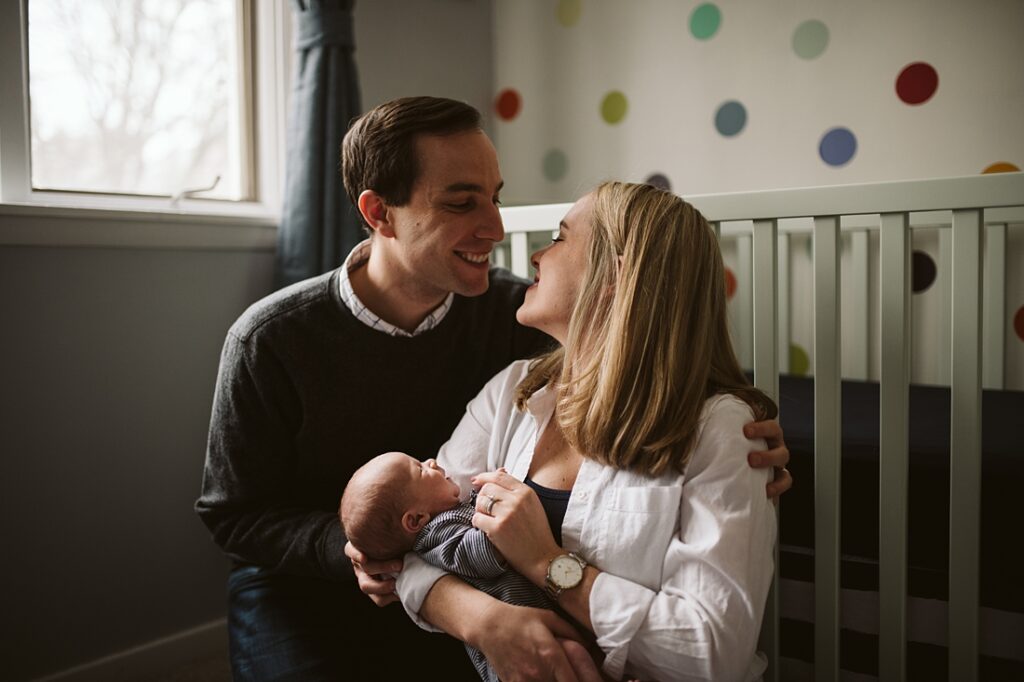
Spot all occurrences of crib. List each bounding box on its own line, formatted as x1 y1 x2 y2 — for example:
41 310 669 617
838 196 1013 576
496 172 1024 682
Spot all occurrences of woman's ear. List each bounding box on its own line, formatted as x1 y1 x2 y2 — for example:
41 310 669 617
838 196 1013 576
402 510 430 534
357 190 395 238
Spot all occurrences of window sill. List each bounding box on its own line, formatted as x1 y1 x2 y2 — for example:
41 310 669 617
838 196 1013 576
0 200 278 250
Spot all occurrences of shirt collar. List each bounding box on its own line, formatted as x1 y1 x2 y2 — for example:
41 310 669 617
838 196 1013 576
338 239 455 337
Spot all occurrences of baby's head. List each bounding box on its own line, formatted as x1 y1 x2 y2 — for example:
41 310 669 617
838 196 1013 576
340 452 462 560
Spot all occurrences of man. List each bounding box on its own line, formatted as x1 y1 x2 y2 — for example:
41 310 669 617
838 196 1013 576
197 96 792 681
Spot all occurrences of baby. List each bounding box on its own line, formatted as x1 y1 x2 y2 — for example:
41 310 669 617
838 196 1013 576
340 452 603 682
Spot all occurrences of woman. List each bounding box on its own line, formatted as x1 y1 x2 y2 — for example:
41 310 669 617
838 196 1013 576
400 182 777 681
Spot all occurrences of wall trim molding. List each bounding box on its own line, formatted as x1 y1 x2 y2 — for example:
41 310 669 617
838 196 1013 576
34 619 228 682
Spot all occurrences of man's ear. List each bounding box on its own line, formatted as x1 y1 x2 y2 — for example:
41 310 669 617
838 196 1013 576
402 510 430 534
357 190 395 238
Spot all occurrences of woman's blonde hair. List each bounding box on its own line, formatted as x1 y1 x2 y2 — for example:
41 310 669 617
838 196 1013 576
515 181 777 476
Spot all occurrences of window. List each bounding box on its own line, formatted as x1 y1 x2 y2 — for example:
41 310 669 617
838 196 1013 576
0 0 287 220
28 0 251 200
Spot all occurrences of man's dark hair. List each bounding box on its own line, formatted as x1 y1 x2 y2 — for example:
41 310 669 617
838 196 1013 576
341 96 482 222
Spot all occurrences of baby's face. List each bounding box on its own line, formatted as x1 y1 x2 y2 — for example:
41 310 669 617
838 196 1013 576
396 454 461 515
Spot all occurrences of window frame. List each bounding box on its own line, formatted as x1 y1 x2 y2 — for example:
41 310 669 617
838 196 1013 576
0 0 289 246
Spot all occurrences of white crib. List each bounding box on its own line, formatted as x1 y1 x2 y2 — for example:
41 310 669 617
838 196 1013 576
497 172 1024 682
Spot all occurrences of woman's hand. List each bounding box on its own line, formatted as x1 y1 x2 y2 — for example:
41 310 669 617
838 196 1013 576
344 541 404 607
743 419 793 500
471 469 562 586
472 600 588 682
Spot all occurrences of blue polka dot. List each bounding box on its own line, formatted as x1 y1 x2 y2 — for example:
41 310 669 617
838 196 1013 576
715 101 747 137
819 127 857 166
645 173 671 190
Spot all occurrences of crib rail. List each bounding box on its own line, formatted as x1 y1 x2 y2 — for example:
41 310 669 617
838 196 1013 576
498 172 1024 682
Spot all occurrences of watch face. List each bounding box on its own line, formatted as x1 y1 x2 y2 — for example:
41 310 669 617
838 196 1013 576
550 555 584 589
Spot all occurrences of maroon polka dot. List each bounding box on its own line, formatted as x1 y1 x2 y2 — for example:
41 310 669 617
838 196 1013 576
1015 305 1024 342
896 62 938 105
495 89 521 121
912 251 937 293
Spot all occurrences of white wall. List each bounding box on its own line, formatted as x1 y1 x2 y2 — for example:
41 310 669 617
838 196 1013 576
0 239 275 681
354 0 494 131
493 0 1024 204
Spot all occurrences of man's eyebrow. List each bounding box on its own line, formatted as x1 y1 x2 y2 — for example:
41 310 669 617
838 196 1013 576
442 181 505 194
559 221 570 231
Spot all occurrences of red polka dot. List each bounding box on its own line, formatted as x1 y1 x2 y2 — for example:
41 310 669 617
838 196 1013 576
896 62 938 105
495 89 521 121
1015 305 1024 342
725 268 737 300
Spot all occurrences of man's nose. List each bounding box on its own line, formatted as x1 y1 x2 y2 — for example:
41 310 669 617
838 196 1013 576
476 201 504 242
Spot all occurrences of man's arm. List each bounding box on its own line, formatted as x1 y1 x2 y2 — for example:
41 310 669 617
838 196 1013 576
195 330 351 580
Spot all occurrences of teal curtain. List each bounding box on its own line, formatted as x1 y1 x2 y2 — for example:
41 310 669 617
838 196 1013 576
276 0 362 287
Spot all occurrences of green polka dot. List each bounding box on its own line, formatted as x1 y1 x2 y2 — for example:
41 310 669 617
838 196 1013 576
556 0 581 27
690 3 721 40
793 20 829 59
600 91 628 124
543 149 568 181
790 344 810 376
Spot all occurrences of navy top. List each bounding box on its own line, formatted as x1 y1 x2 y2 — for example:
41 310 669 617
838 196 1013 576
525 477 572 546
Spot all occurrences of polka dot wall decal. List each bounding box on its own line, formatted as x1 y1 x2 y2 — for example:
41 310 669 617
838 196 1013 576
543 149 568 182
819 127 857 167
911 251 937 293
1015 305 1024 342
792 20 829 59
790 344 810 376
715 100 747 137
724 268 737 300
600 91 628 124
896 62 938 105
645 173 671 191
494 89 521 121
557 0 581 28
983 162 1020 173
690 3 721 40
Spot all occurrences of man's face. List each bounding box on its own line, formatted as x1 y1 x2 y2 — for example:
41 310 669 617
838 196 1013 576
385 130 505 300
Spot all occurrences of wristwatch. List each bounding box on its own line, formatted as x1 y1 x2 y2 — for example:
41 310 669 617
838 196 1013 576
544 552 588 599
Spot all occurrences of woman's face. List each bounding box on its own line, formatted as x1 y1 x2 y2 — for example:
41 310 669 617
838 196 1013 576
516 193 595 344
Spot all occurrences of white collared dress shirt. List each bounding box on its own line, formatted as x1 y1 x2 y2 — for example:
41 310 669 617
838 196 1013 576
396 359 776 682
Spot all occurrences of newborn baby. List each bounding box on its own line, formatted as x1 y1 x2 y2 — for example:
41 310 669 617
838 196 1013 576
339 452 601 682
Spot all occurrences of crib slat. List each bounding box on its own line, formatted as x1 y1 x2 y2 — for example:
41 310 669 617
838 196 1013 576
778 233 791 374
510 231 530 279
752 219 779 681
879 212 910 682
949 209 983 682
849 230 870 380
813 216 841 682
938 228 953 385
982 223 1006 389
737 234 754 371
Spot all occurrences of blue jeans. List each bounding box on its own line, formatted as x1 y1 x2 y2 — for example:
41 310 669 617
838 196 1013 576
227 564 477 682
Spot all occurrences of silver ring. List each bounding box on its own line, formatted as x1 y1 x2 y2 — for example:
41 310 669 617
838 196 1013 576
483 494 497 515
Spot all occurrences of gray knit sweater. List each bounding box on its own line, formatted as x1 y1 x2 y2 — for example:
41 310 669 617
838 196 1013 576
196 267 552 580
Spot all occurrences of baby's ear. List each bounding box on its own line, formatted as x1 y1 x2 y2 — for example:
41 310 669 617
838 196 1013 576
402 510 430 534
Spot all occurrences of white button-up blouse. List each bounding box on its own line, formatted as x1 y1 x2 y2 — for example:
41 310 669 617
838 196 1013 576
396 360 776 682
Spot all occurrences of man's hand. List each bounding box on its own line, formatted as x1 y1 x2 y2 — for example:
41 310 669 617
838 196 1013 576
472 601 585 682
744 419 793 500
344 541 403 607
